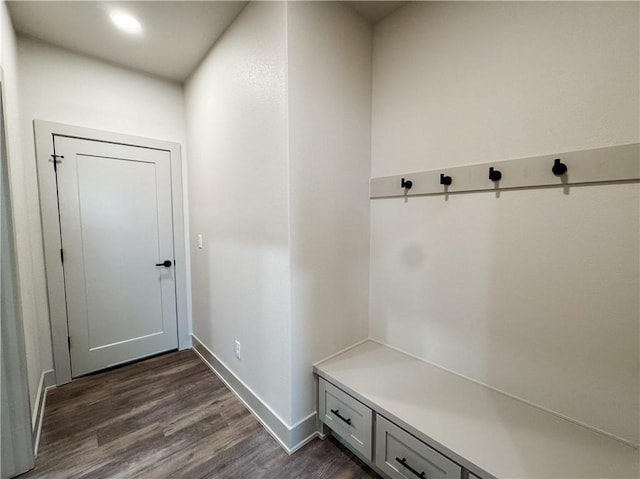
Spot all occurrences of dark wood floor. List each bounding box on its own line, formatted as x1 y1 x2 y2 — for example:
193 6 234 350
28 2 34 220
22 350 379 479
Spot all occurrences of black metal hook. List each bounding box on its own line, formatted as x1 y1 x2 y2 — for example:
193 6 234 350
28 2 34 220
489 167 502 182
440 173 452 186
552 158 567 176
401 178 413 190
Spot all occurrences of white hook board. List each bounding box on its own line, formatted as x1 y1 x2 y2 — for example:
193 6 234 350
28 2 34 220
370 143 639 198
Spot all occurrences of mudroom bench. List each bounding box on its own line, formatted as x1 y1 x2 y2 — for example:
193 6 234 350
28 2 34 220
313 340 638 479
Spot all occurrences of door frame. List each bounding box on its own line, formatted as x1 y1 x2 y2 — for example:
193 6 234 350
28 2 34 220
34 120 189 385
1 68 35 478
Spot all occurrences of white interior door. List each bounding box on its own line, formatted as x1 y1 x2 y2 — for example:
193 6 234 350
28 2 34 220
54 136 178 377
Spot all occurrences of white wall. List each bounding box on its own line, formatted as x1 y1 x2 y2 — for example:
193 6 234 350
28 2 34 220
1 2 45 413
287 1 371 424
17 36 187 401
370 1 639 444
18 37 186 143
185 2 292 422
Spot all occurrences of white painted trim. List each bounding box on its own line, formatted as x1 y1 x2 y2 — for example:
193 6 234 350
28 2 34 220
34 120 189 385
368 337 638 449
191 342 291 452
370 143 640 198
1 70 36 476
192 334 292 429
290 411 317 431
191 335 318 454
288 431 319 455
31 370 46 431
33 384 55 457
31 369 55 455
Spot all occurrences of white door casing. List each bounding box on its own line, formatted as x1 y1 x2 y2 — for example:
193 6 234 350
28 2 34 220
54 137 178 376
35 121 189 385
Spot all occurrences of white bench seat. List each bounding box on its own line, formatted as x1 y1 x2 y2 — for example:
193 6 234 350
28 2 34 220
313 340 638 479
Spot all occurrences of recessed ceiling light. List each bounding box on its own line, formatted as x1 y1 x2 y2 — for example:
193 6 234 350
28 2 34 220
110 11 143 35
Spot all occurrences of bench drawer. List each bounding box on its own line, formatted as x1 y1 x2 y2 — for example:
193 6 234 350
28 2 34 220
319 378 373 460
375 415 462 479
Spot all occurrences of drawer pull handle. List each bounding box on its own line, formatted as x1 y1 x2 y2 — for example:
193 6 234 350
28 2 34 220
396 457 426 479
330 408 352 426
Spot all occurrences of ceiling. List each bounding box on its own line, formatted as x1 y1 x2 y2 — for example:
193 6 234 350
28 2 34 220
7 1 406 84
7 1 248 83
345 1 405 24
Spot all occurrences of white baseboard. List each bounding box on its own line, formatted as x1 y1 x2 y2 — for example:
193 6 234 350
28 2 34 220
32 369 55 455
191 335 318 454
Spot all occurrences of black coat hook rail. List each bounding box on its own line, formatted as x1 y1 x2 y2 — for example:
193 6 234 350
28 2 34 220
370 143 638 199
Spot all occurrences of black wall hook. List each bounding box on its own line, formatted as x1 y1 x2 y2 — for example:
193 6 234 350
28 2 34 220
401 178 413 190
552 158 567 176
440 173 452 186
489 167 502 182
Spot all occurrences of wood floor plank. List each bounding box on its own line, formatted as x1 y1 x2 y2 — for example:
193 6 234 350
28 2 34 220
21 350 379 479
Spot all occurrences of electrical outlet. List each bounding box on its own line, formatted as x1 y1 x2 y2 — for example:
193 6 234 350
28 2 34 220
235 340 241 360
197 234 203 249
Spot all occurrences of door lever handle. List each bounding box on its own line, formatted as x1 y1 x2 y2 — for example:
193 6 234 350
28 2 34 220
155 260 172 267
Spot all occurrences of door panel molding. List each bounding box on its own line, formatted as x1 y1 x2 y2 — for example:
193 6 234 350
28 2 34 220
34 120 189 385
55 138 177 376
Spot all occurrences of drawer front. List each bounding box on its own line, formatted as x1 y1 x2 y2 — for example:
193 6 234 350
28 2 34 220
319 378 373 460
375 415 462 479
